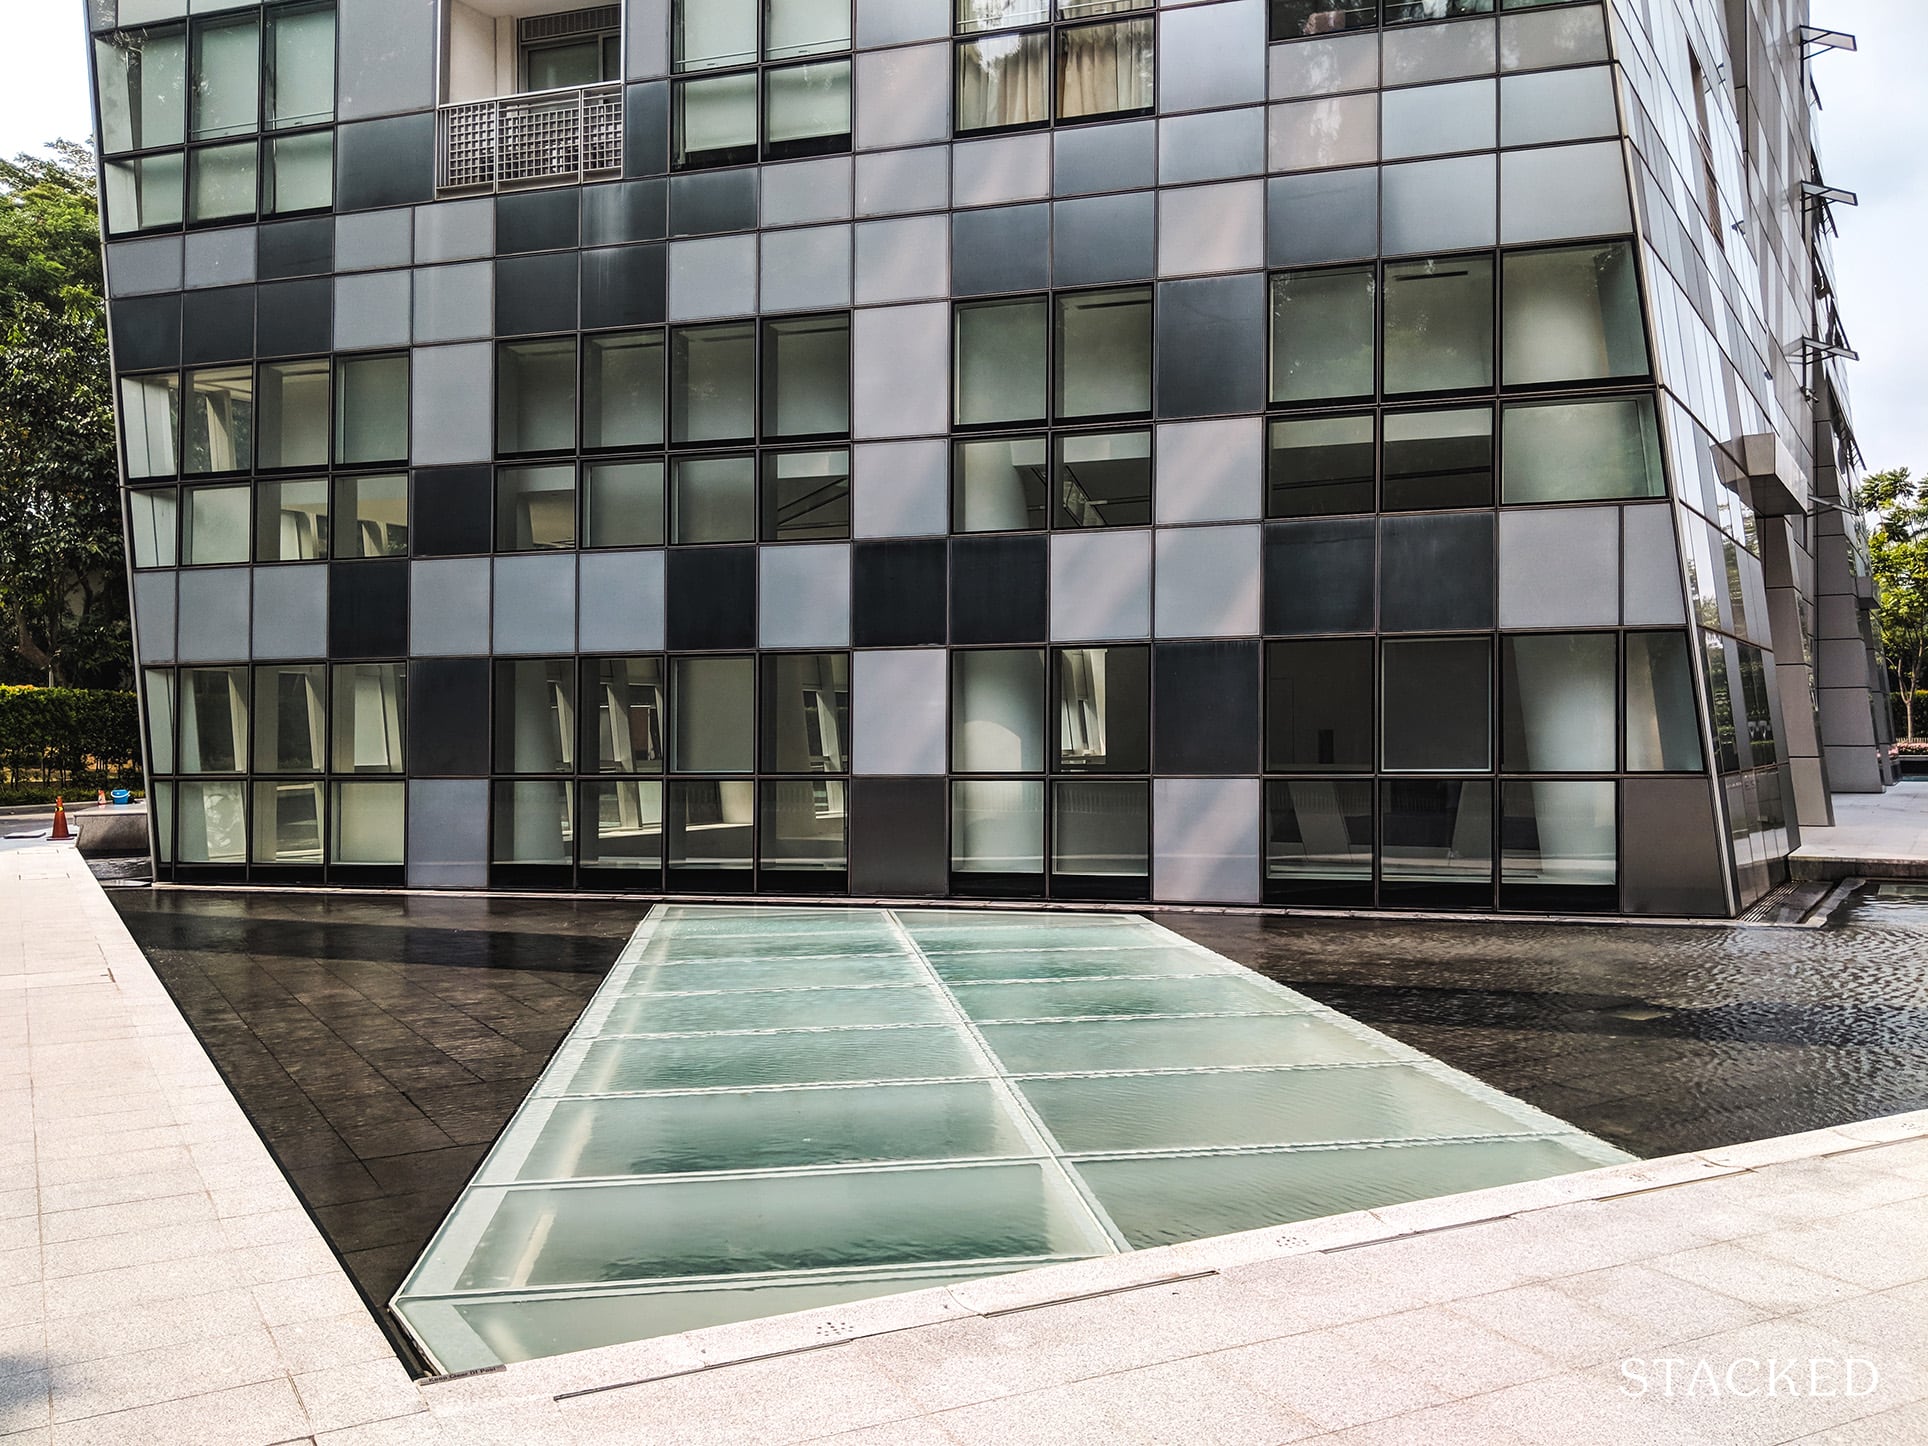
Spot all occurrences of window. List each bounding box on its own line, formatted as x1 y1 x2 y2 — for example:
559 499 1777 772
1382 407 1493 510
761 653 850 773
253 664 326 774
333 475 409 558
1269 268 1375 405
1266 640 1373 772
332 782 405 865
586 657 665 773
1383 256 1493 396
671 324 756 445
762 450 851 540
494 781 575 866
497 465 578 551
179 667 249 773
521 7 622 91
257 359 330 471
1051 780 1148 883
1625 631 1704 772
953 650 1046 774
1501 241 1649 387
181 484 251 565
672 0 851 169
95 6 335 233
496 660 577 773
122 375 181 479
583 780 664 871
1270 1 1507 42
254 779 322 863
670 656 755 772
760 779 847 875
183 367 253 475
499 339 579 457
1267 414 1374 519
955 1 1153 136
1500 779 1615 907
335 354 409 465
954 292 1152 532
1382 637 1492 772
256 478 328 561
1055 646 1148 773
763 316 851 441
585 332 665 451
129 488 178 569
1266 779 1373 903
583 461 665 548
1500 633 1617 772
671 455 757 543
1381 778 1492 905
1501 395 1664 504
952 779 1045 877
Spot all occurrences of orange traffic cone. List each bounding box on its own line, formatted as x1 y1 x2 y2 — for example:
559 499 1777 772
51 797 70 841
97 789 108 807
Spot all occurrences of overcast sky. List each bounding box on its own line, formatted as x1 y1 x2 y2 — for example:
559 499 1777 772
2 2 1922 474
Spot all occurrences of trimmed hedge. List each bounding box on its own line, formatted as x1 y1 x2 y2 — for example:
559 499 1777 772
0 687 142 787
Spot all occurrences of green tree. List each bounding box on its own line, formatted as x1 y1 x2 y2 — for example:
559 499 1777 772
1856 467 1928 739
0 140 128 689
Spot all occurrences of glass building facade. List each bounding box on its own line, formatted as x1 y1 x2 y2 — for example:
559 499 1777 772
91 0 1887 916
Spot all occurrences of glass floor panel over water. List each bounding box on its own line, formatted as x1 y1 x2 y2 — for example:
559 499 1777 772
393 906 1629 1372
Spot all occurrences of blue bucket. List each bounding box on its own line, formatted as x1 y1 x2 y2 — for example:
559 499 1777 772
111 789 131 806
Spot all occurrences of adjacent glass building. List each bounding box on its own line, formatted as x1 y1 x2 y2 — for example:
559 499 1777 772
91 0 1888 916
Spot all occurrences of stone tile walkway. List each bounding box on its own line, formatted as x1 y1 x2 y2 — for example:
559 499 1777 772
1794 781 1928 879
6 846 1928 1445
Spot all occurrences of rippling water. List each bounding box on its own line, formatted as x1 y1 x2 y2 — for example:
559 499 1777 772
1161 884 1928 1158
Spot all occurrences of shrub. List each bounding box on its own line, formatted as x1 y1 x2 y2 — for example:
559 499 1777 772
0 686 142 788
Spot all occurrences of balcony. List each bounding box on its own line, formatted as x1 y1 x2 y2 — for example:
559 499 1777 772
437 82 623 191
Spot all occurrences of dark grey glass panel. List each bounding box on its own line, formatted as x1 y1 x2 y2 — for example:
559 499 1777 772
584 461 666 549
954 436 1048 533
582 245 668 330
335 113 434 212
1379 512 1494 632
255 278 330 358
1501 241 1649 387
1621 776 1727 915
1054 119 1155 197
1626 630 1704 773
258 217 333 279
1269 267 1374 405
1382 637 1491 771
952 205 1051 297
763 314 851 440
1054 645 1149 774
111 294 182 372
625 79 673 180
1265 639 1374 771
669 170 759 238
1263 519 1374 635
327 559 408 658
1153 640 1261 774
494 659 577 773
408 658 490 775
497 188 581 254
1381 778 1493 903
583 179 669 245
762 450 851 541
666 546 755 650
1501 632 1617 772
1056 430 1151 528
181 287 255 366
1052 192 1155 287
850 778 947 896
955 298 1048 429
1056 288 1151 421
1157 274 1267 419
1266 413 1373 519
1267 169 1378 267
762 653 851 773
412 466 492 557
1382 407 1494 510
1384 255 1493 396
671 323 756 445
852 539 947 646
951 534 1047 645
496 254 581 337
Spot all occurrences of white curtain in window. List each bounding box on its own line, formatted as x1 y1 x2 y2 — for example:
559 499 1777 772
768 0 851 58
678 0 757 70
1056 18 1152 120
957 32 1049 130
